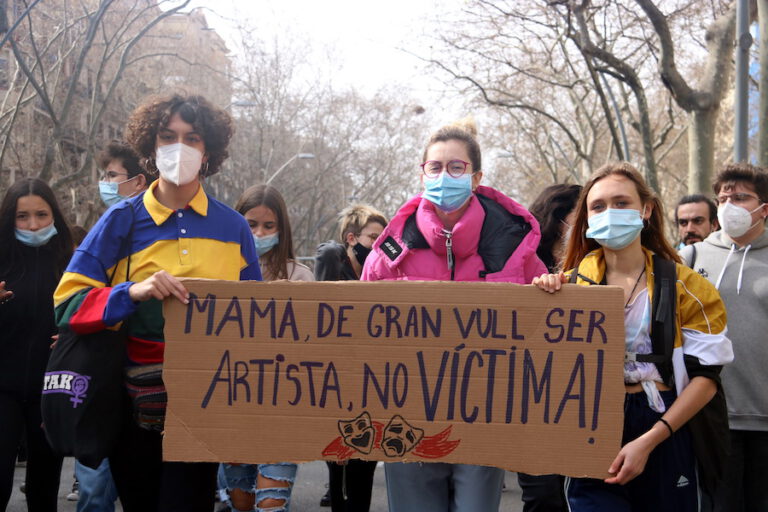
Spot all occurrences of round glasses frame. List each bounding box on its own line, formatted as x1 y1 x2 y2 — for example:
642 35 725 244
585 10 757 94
420 159 471 179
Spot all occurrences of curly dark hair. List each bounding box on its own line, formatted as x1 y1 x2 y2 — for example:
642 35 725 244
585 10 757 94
125 93 233 178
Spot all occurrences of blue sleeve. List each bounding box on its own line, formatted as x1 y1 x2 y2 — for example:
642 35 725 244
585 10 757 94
238 218 262 281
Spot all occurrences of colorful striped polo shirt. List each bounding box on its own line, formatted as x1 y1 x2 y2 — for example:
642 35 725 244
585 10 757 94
54 180 261 365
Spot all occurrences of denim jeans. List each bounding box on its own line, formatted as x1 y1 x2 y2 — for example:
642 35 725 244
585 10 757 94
385 462 504 512
221 462 297 511
75 458 118 512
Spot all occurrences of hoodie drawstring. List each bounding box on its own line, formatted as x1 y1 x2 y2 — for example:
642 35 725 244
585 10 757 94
715 244 735 290
736 244 752 295
715 243 752 294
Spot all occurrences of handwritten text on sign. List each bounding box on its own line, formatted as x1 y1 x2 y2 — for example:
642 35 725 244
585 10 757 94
162 280 624 478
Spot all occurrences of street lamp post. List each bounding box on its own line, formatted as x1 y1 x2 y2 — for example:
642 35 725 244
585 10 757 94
266 153 315 185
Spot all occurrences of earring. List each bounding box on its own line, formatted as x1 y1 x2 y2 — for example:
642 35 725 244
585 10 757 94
146 156 158 175
201 161 209 176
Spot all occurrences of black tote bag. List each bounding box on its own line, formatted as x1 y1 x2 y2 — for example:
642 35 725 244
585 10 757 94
41 206 134 469
41 325 127 469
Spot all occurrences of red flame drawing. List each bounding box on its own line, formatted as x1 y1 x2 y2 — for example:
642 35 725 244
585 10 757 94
412 426 461 459
321 417 460 461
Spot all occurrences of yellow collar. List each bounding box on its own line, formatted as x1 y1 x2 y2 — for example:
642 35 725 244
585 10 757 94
143 180 209 226
571 247 655 285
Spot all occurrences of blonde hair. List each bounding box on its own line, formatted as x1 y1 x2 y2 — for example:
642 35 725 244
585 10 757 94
338 204 388 246
448 116 477 137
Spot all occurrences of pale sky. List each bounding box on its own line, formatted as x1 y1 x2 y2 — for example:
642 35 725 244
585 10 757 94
189 0 459 113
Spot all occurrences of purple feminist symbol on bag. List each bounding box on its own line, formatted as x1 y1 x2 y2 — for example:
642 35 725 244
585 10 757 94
43 371 91 408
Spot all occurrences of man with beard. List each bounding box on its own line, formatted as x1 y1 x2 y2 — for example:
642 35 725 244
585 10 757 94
675 194 718 248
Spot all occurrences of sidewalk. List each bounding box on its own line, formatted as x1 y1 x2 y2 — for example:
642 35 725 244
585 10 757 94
9 458 524 511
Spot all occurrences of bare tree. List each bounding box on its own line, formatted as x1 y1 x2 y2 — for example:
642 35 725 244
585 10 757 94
630 0 755 192
223 29 430 255
423 1 742 197
0 1 241 226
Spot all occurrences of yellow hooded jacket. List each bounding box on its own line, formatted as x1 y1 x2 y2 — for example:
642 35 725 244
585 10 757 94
567 247 733 395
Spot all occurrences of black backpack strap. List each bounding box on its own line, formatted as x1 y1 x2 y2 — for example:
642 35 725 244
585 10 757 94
567 263 602 285
689 244 697 269
107 204 136 286
635 255 676 387
568 264 579 283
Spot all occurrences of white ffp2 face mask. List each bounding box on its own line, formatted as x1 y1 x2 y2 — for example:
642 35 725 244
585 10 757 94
156 143 203 186
717 201 765 238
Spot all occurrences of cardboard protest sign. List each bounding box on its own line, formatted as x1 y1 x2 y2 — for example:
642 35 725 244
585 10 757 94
162 279 625 478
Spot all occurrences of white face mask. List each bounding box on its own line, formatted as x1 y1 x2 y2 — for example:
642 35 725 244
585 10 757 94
155 143 203 186
717 201 765 238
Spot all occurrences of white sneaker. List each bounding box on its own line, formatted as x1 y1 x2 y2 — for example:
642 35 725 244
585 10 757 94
66 481 79 501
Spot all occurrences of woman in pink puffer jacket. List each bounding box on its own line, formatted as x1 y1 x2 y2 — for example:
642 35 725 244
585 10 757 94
361 122 546 512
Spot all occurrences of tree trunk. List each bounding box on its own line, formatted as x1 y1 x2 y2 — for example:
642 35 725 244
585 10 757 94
688 108 718 193
759 0 768 166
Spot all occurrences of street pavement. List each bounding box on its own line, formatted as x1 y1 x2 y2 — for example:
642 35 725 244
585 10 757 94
9 458 524 511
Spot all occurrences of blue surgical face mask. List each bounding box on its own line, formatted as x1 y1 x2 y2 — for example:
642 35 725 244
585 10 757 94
585 208 645 250
253 232 279 256
15 223 58 247
423 173 473 213
99 181 125 207
99 176 138 207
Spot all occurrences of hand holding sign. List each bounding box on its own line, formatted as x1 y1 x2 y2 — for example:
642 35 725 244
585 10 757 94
129 270 189 304
532 272 568 293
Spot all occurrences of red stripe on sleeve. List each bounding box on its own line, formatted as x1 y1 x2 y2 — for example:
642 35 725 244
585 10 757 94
69 288 112 334
126 337 165 365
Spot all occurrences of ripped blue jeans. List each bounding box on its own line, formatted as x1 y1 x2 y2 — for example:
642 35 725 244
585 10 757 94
219 462 297 512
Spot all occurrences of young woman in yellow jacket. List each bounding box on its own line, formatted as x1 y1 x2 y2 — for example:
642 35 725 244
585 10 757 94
533 162 733 511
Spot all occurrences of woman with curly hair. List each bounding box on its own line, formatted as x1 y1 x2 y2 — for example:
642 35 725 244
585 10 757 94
54 93 261 512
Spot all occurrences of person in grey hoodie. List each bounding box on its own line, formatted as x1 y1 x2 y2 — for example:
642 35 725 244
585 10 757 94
680 162 768 512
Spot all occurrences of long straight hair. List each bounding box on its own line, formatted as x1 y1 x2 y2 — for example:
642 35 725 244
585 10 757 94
234 184 294 281
0 178 73 277
563 162 680 270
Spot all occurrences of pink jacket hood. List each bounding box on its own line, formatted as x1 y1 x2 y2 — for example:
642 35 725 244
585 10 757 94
362 185 546 283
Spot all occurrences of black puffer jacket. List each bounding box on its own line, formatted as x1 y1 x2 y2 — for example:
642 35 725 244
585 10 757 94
0 242 60 398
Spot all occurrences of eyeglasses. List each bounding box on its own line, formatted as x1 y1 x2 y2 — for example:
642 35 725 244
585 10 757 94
716 192 760 205
100 170 129 181
420 160 471 179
